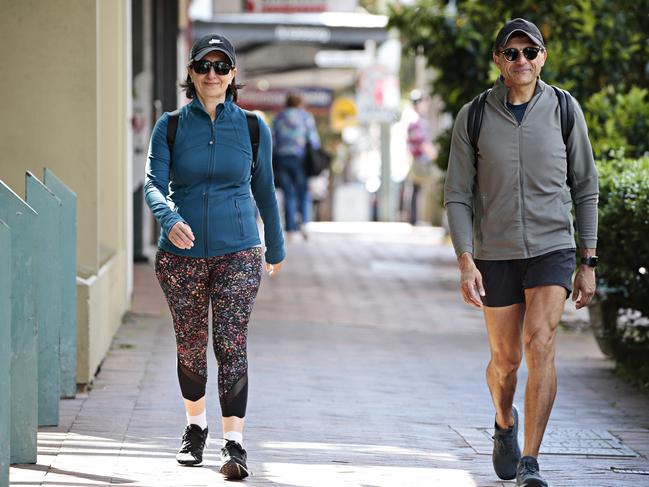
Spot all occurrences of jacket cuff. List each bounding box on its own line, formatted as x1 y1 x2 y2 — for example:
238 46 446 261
578 237 597 249
162 214 185 235
265 246 286 265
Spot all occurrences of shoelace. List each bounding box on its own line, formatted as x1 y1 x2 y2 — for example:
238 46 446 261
180 427 204 452
223 440 245 458
493 427 517 454
519 458 539 475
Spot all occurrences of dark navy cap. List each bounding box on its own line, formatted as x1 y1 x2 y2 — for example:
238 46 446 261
494 18 545 51
190 34 236 65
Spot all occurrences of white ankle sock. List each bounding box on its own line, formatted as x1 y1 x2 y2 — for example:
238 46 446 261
186 410 207 430
224 430 243 445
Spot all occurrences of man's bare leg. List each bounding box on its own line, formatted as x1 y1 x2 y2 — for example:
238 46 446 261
484 303 525 428
521 285 566 457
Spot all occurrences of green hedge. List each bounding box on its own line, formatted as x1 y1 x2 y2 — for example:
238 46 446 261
597 156 649 316
585 86 649 160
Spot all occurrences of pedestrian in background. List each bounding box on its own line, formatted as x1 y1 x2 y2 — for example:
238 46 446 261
144 33 285 480
406 89 437 225
444 18 598 487
272 92 321 241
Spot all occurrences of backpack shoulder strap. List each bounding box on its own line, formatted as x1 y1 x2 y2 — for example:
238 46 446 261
243 110 260 174
166 109 181 152
467 89 491 162
551 85 575 147
551 86 576 187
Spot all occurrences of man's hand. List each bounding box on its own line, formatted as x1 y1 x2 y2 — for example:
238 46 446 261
265 261 283 276
458 252 485 308
572 267 596 309
168 222 195 250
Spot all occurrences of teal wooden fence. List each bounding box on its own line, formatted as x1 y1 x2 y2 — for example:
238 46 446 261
0 220 11 487
26 172 62 426
0 169 77 476
0 182 38 465
43 168 77 398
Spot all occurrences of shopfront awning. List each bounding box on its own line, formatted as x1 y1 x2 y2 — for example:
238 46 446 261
191 12 388 91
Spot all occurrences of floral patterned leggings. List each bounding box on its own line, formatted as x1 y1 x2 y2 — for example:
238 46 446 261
155 247 262 418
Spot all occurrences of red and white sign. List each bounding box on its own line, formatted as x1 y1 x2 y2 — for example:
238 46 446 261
245 0 327 12
356 64 400 123
238 87 333 114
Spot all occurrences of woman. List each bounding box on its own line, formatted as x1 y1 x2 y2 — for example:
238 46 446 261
144 34 285 480
272 92 321 240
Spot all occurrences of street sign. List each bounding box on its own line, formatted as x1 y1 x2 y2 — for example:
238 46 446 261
314 50 371 68
330 97 358 132
356 64 399 123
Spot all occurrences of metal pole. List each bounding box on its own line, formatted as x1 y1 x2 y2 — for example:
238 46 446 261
378 122 392 221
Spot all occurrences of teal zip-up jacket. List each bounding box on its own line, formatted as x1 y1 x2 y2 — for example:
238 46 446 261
144 96 285 264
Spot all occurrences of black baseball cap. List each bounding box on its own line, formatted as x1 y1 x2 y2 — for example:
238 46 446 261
494 18 545 51
190 34 236 65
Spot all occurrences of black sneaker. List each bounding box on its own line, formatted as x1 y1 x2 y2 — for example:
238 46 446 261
516 456 548 487
176 424 209 466
219 440 250 479
492 404 521 480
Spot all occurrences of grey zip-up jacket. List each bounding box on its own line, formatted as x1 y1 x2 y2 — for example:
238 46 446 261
444 77 598 260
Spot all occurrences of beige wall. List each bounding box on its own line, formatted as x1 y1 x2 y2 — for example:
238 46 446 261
0 0 99 272
0 0 132 384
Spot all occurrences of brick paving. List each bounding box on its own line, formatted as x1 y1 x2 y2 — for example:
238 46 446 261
10 222 649 486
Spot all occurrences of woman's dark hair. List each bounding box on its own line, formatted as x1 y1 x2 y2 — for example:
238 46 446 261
179 72 245 103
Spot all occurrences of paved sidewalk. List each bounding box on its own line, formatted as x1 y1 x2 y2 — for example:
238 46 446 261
10 223 649 486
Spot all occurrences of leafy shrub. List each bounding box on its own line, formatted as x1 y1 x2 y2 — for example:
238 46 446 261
597 156 649 316
585 86 649 160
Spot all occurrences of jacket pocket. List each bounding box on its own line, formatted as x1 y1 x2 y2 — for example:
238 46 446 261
234 195 258 239
208 198 234 251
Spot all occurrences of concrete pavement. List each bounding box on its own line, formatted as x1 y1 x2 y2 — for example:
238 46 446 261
10 222 649 486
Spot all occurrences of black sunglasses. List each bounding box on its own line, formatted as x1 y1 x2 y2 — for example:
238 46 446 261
499 47 544 62
191 59 233 75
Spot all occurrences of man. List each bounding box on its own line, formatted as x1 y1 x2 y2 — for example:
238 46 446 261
444 18 598 487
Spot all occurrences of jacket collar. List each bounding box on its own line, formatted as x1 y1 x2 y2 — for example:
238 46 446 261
189 93 234 116
492 75 546 104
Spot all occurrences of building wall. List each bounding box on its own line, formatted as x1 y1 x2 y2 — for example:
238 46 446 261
0 0 132 384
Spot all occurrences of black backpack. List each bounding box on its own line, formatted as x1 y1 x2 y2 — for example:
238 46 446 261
467 85 575 184
166 109 260 175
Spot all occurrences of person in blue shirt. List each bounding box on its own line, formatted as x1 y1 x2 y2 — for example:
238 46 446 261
144 34 285 480
272 92 321 240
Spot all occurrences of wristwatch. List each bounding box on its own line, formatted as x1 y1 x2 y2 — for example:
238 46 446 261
580 256 598 267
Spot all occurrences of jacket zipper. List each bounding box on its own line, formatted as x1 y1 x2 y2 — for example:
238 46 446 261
203 120 216 257
517 123 530 256
509 102 532 257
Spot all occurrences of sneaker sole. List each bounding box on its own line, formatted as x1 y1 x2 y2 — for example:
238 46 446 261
518 478 548 487
219 460 250 479
176 459 203 467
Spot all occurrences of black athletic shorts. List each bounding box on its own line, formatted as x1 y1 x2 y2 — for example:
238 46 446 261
475 249 576 308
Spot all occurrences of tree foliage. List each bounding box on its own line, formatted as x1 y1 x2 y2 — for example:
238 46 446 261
597 156 649 315
585 87 649 159
388 0 649 167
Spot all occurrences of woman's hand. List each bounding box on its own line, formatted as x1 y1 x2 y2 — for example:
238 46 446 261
169 222 195 250
265 261 283 276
